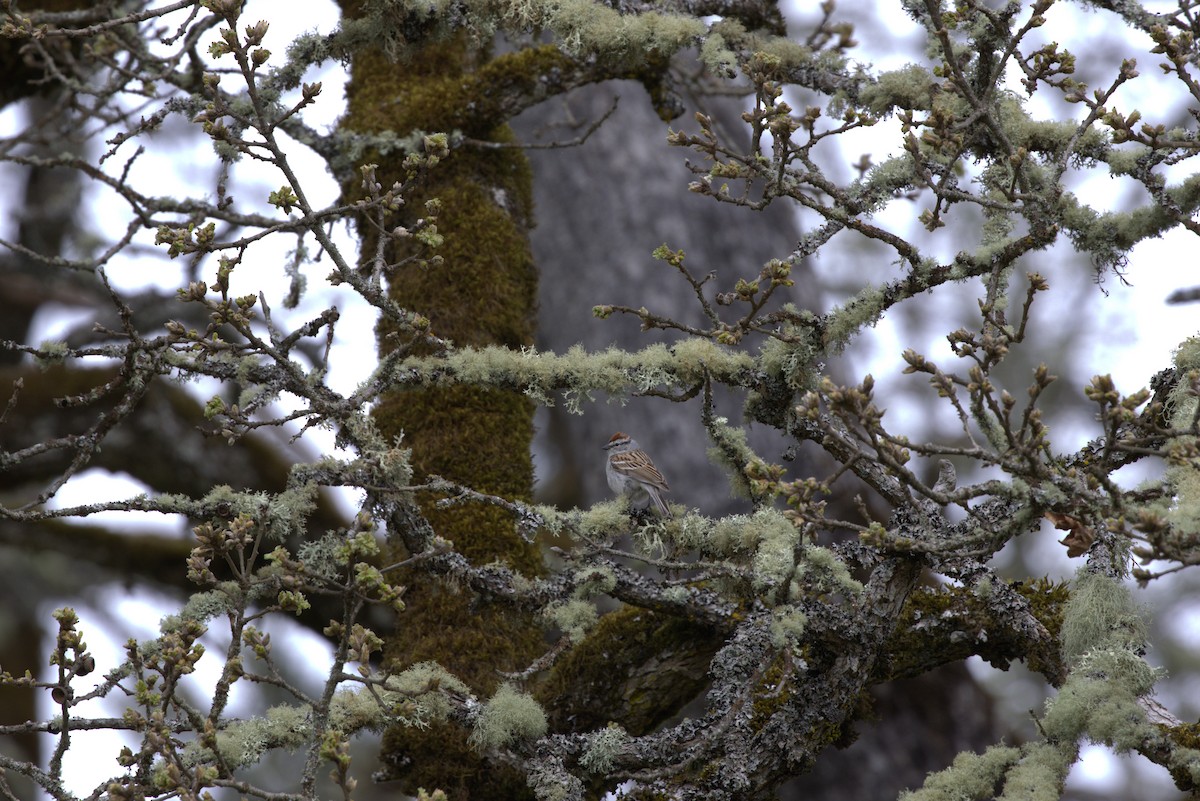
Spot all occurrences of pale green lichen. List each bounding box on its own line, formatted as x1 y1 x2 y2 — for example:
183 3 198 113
661 585 691 604
768 607 807 649
1169 343 1200 435
855 156 919 212
699 31 736 77
704 415 758 499
1158 343 1200 538
170 582 244 627
757 335 818 392
534 0 705 57
1058 183 1197 269
1033 571 1161 762
186 667 474 769
1173 335 1200 373
328 685 392 732
35 340 70 369
1040 651 1159 752
1169 747 1200 787
392 661 457 696
325 662 472 733
792 544 862 597
1105 144 1154 177
631 517 672 556
749 509 800 594
218 705 309 767
994 742 1074 801
183 704 309 768
755 35 827 72
820 284 889 352
296 534 352 581
1164 462 1200 535
571 566 616 598
671 511 714 551
897 573 1156 796
703 509 803 600
543 598 598 642
859 63 936 114
1059 572 1147 667
707 513 758 555
577 501 633 540
701 509 857 601
360 0 709 63
899 744 1022 800
528 503 569 535
192 484 318 542
397 342 754 409
579 723 628 774
469 683 548 749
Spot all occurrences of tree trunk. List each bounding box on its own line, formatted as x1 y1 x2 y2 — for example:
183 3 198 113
337 10 544 798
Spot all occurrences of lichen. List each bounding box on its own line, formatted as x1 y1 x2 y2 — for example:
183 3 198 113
1059 571 1147 667
579 723 628 774
859 63 936 114
470 683 548 749
544 598 599 642
898 744 1022 801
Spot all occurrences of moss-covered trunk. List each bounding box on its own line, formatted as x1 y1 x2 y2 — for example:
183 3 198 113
338 6 544 797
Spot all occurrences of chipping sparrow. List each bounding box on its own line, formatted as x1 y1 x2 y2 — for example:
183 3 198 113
603 432 672 518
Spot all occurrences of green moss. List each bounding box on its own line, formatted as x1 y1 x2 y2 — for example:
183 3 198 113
882 578 1069 684
1159 723 1200 790
747 654 793 733
340 15 544 797
1021 578 1070 679
536 606 718 735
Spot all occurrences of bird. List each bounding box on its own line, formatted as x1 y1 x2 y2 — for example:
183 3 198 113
603 432 672 518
